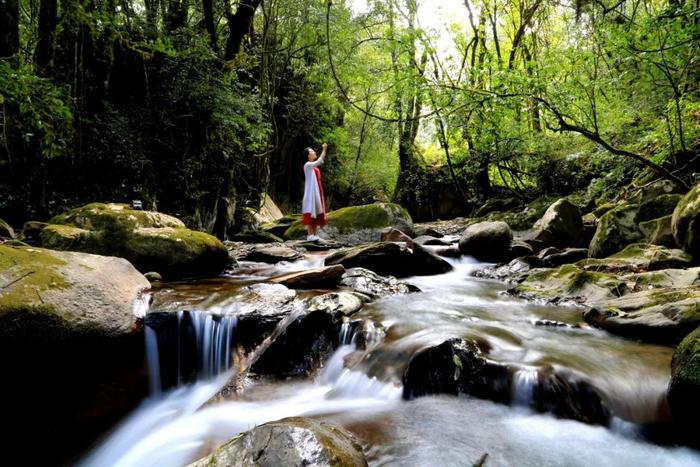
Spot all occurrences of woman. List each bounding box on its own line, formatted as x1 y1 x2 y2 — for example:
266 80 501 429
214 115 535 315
301 143 328 241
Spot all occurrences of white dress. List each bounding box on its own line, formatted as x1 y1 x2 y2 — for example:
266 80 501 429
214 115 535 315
302 155 325 218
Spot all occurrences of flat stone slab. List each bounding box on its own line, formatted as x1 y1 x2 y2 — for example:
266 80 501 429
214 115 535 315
269 265 345 289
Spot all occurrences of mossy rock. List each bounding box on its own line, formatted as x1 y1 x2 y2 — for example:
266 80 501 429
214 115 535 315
189 417 367 467
283 203 412 242
585 288 700 344
262 214 301 238
458 221 513 262
0 245 149 345
668 326 700 432
637 194 683 223
672 181 700 257
592 203 616 218
628 267 700 291
0 218 15 239
484 197 557 231
42 203 228 278
513 264 627 304
577 243 692 274
588 203 643 258
533 198 584 247
638 215 676 248
230 230 283 243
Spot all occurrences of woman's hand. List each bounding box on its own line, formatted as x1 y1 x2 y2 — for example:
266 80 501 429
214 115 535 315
321 143 328 151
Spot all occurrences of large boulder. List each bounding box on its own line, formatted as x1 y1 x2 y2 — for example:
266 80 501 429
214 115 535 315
672 182 700 257
252 193 285 224
40 203 228 278
324 242 452 278
639 215 676 247
458 221 513 262
584 288 700 344
0 245 150 464
588 203 643 258
189 417 367 467
668 327 700 435
577 243 693 274
637 193 683 223
533 199 584 247
0 218 15 239
284 202 413 243
0 245 149 344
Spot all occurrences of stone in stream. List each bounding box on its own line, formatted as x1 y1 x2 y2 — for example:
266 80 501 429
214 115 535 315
412 235 451 246
238 244 304 263
471 257 540 284
40 203 229 278
577 243 693 274
270 265 346 289
672 181 700 257
325 241 452 278
584 287 700 344
532 198 584 248
380 227 414 244
188 417 368 467
0 245 150 464
402 338 609 425
458 221 513 262
668 326 700 443
338 267 420 298
541 247 589 268
305 291 364 317
509 240 534 258
411 225 444 238
230 230 283 243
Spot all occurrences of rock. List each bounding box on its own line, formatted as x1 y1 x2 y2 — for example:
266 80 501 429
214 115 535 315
434 246 463 258
402 338 608 425
230 230 283 243
293 239 348 251
412 225 444 238
584 288 700 344
668 327 700 434
0 218 15 239
577 243 693 274
672 181 700 256
509 240 534 258
474 197 522 217
189 417 367 467
639 215 676 247
627 267 700 291
252 193 285 225
22 221 48 244
0 245 149 344
638 194 683 223
239 245 303 263
593 203 616 218
472 257 539 284
339 267 419 298
41 203 229 278
144 271 162 281
380 227 414 244
262 214 301 238
458 221 513 262
325 242 452 278
533 199 584 247
283 202 413 243
306 292 364 317
413 235 450 246
628 179 683 204
588 203 643 258
541 248 589 268
270 265 346 289
512 264 627 304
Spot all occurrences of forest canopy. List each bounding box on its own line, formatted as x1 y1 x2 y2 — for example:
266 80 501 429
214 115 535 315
1 0 698 227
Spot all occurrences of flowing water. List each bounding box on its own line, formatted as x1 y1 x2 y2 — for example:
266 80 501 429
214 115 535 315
81 253 700 467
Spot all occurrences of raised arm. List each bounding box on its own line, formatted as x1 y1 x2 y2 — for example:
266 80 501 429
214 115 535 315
309 143 328 167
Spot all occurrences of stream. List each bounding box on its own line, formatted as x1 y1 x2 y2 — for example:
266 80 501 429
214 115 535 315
81 252 700 467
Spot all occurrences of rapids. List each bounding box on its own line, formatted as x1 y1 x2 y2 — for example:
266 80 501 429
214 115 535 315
80 253 700 467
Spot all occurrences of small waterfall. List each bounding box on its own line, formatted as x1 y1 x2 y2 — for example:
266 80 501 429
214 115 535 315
512 368 538 407
144 326 162 396
339 320 353 345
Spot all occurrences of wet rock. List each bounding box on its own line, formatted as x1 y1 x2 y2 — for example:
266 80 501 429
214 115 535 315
434 246 463 258
472 257 538 284
509 240 534 258
230 230 283 243
144 271 162 281
577 243 693 274
380 227 414 244
627 267 700 291
21 221 48 244
41 203 228 278
639 215 676 248
584 287 700 344
339 267 420 298
270 265 346 289
293 239 348 251
668 327 700 436
239 245 304 263
672 181 700 256
541 248 589 268
306 292 364 317
533 199 584 247
325 241 452 278
512 264 627 304
189 417 368 467
412 225 444 238
0 218 15 239
284 202 413 244
458 221 513 262
413 235 450 246
534 368 610 425
588 203 643 258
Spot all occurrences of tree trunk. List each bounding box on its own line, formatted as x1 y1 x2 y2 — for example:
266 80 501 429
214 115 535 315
224 0 261 61
35 0 58 76
0 0 20 60
165 0 189 33
202 0 218 52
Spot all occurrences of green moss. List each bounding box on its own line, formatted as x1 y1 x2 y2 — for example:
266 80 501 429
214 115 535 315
638 194 682 223
516 264 625 300
593 202 616 218
49 202 184 231
40 224 102 253
284 202 412 239
0 246 70 313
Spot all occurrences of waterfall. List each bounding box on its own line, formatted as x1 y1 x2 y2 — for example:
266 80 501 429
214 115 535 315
512 368 539 407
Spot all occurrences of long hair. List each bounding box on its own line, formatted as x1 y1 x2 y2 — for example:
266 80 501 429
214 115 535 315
303 147 313 158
